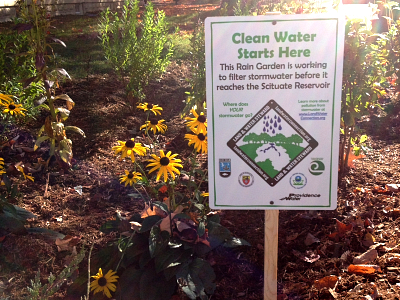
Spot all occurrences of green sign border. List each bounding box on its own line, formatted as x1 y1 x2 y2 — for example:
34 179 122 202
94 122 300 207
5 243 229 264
208 17 341 208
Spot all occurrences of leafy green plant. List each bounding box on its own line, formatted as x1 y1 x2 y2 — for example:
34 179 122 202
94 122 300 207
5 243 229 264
339 20 387 173
0 19 40 108
182 20 206 117
99 0 173 105
15 0 85 166
68 106 248 300
26 248 85 300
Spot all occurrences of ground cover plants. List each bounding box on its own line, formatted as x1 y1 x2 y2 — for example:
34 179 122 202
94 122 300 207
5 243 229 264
2 0 400 299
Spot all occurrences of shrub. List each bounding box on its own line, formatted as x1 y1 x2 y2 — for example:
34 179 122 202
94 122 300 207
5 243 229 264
99 0 174 105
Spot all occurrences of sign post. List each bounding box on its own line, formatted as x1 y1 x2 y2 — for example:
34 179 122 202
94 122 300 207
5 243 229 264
205 14 345 299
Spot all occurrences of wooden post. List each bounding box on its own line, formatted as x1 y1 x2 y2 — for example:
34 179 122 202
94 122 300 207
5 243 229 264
264 210 279 300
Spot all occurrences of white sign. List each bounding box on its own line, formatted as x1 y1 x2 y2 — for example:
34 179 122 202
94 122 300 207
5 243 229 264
206 14 345 210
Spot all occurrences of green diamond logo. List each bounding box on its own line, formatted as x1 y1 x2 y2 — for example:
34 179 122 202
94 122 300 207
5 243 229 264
227 99 318 186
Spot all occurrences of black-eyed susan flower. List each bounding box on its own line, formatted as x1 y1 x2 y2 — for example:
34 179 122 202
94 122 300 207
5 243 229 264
137 102 163 115
16 166 34 182
140 118 167 134
185 109 207 134
1 98 26 116
120 170 142 186
112 138 147 162
147 150 183 182
0 158 5 176
184 131 207 154
0 94 13 105
90 268 119 299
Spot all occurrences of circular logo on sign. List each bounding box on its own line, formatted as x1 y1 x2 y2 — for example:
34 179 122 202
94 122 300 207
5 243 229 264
238 172 254 187
309 160 325 175
290 173 307 189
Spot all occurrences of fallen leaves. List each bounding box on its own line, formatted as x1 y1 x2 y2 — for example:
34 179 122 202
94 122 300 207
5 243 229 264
313 275 339 289
353 249 378 264
348 264 382 275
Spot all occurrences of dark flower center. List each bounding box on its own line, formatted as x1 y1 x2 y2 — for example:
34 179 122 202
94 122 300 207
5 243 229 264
128 172 134 179
98 277 107 287
150 118 158 125
160 157 170 166
147 103 153 109
197 115 206 123
197 133 206 141
125 140 135 148
9 104 16 110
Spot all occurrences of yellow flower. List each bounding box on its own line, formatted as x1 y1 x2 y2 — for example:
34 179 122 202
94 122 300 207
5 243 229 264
147 150 183 182
90 268 119 299
1 98 26 116
120 170 142 186
140 118 167 134
16 166 34 182
137 102 163 115
201 192 209 197
0 94 13 105
112 138 147 162
184 131 207 153
185 109 207 134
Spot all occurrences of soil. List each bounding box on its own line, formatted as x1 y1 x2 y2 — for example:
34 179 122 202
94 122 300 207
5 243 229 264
2 2 400 300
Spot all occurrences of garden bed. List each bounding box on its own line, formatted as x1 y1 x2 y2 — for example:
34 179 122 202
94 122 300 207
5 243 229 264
2 1 400 299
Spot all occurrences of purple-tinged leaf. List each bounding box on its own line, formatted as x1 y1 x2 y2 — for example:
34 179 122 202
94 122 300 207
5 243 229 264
12 23 33 33
22 76 38 88
44 80 54 90
35 52 45 71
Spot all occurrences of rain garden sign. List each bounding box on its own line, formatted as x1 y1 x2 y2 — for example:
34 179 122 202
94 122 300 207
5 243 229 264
206 14 345 210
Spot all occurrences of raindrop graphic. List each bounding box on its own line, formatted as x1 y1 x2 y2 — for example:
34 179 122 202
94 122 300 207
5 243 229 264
278 125 282 130
263 121 265 124
267 115 269 119
272 129 275 134
277 116 281 123
269 126 273 131
263 127 266 132
274 121 277 128
274 115 277 119
270 118 273 124
264 116 267 120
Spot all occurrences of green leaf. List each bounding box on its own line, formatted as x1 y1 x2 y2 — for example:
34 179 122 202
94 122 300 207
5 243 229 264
207 221 232 249
53 94 74 107
139 215 162 232
360 134 368 143
152 201 169 214
3 205 37 221
64 126 86 138
223 237 251 248
56 107 70 121
149 226 169 258
115 265 142 300
353 146 360 156
27 228 65 240
178 258 216 299
0 214 27 234
34 135 50 151
99 219 121 233
49 139 55 157
139 265 176 300
197 221 205 237
123 233 149 266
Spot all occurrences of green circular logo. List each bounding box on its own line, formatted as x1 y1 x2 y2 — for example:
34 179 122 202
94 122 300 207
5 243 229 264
309 160 325 175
